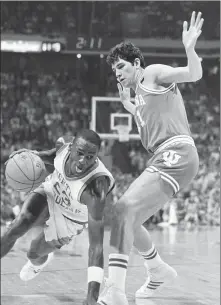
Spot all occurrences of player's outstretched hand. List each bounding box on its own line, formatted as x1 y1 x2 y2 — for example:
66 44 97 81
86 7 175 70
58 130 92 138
182 11 204 51
117 82 131 105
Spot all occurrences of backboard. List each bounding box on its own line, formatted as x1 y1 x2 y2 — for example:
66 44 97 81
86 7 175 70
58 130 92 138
90 96 140 141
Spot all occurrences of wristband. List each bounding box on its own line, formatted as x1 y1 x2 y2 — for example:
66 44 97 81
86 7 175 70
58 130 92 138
87 266 104 284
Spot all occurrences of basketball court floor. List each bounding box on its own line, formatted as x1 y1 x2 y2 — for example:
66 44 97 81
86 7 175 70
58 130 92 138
1 226 220 305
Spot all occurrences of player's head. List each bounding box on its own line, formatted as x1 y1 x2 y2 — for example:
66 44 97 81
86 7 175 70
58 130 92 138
69 129 101 175
106 41 145 88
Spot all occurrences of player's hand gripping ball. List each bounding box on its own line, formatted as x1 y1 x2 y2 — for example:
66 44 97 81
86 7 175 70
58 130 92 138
5 151 46 193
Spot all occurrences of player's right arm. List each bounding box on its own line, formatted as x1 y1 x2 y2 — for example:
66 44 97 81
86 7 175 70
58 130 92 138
144 12 204 84
117 83 136 115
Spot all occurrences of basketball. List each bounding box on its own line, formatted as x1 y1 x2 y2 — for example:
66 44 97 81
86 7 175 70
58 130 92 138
5 152 46 193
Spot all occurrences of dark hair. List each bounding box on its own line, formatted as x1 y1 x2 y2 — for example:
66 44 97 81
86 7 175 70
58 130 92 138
74 129 101 150
106 41 145 68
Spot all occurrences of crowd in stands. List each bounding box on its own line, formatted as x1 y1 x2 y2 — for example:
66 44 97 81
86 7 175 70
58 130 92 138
1 71 90 155
1 2 220 39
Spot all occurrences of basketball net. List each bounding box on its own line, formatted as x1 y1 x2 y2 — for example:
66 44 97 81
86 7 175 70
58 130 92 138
115 125 130 142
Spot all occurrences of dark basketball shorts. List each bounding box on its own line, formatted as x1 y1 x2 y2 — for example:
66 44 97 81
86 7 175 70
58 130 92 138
146 135 199 195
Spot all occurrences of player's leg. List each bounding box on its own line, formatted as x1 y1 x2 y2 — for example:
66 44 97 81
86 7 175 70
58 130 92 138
133 224 177 298
110 170 172 255
20 230 58 281
133 225 153 252
134 146 199 298
1 192 48 258
27 230 58 265
134 225 167 268
133 224 174 272
98 143 199 303
98 170 172 305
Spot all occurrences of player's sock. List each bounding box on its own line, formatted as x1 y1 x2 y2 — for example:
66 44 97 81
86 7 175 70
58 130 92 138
139 244 164 269
108 253 129 291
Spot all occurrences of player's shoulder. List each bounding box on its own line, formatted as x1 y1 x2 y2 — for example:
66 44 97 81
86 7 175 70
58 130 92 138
56 135 74 153
93 175 110 189
143 64 164 78
141 65 161 84
97 157 110 170
143 64 175 86
88 175 111 198
56 135 74 146
97 159 114 182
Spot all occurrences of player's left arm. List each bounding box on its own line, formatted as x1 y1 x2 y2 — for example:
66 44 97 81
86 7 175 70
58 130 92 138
8 136 73 167
81 176 110 304
146 12 204 84
7 147 56 167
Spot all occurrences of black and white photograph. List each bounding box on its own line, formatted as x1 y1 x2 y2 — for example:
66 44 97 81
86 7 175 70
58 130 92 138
1 1 220 305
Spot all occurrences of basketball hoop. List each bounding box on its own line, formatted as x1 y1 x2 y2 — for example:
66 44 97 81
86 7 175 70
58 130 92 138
115 125 130 142
91 97 140 141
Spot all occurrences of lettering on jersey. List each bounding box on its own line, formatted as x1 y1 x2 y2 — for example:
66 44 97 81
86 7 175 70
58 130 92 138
135 95 145 106
53 169 76 213
162 150 181 167
135 109 146 133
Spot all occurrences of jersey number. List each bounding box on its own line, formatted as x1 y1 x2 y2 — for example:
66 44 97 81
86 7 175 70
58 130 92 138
162 150 181 167
53 182 71 207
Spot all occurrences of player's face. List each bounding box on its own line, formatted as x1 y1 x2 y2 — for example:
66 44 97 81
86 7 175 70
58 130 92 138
112 58 138 88
69 137 99 175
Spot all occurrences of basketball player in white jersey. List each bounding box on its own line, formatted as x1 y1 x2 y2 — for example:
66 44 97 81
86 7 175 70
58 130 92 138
98 11 203 304
1 129 115 305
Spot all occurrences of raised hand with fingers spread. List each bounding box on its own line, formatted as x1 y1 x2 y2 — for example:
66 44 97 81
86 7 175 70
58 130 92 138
182 11 204 51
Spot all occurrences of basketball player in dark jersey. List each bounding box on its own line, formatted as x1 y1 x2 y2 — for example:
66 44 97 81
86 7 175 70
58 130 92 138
98 11 203 304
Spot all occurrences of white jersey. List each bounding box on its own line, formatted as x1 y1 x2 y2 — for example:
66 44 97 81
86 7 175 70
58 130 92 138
44 144 115 224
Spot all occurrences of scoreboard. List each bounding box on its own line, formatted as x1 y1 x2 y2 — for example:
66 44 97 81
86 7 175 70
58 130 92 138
66 35 220 58
75 36 103 50
1 33 220 58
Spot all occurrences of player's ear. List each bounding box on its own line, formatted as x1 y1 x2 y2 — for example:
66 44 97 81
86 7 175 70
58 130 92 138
134 58 141 69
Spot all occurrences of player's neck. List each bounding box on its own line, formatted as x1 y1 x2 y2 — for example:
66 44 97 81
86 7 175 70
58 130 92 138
133 68 144 91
